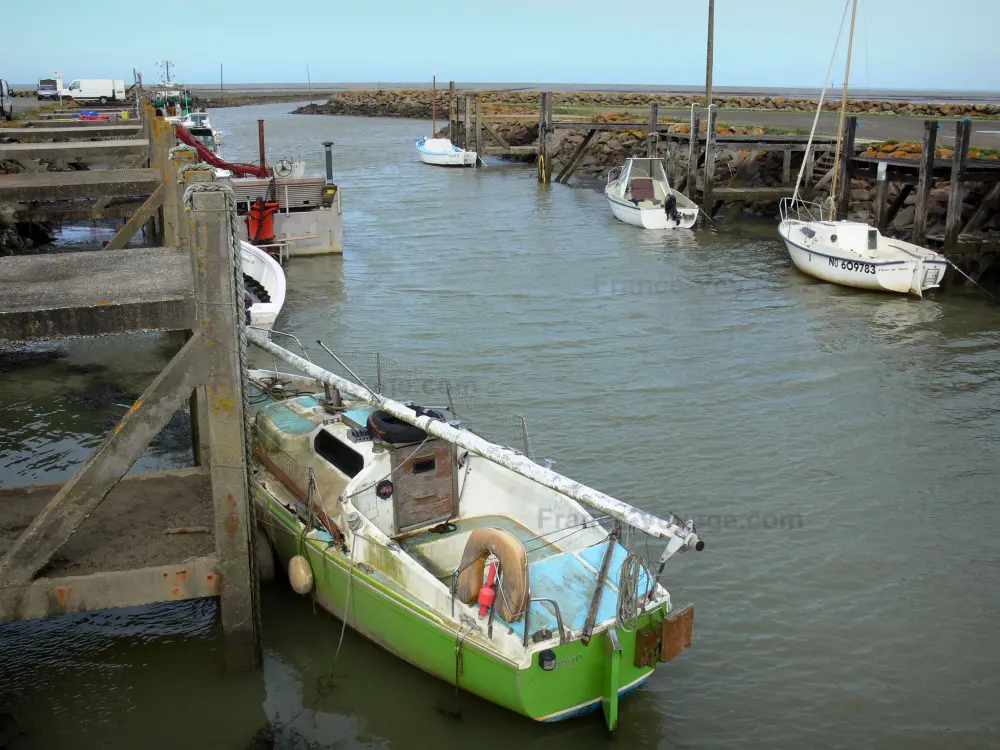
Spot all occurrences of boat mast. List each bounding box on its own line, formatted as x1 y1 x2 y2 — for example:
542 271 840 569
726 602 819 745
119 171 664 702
432 74 437 138
829 0 859 212
790 0 851 205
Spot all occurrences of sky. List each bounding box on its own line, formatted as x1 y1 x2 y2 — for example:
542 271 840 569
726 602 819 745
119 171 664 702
5 0 999 91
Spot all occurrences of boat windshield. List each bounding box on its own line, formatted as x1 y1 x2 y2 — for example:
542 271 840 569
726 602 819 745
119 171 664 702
626 158 668 186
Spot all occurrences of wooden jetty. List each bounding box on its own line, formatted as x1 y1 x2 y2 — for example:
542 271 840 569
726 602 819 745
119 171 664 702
0 106 261 670
446 86 839 216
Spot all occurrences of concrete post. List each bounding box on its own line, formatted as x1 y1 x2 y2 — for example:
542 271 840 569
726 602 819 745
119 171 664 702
187 188 260 670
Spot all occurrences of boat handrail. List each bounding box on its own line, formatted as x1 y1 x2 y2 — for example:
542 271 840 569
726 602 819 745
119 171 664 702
607 166 622 184
780 197 829 224
522 597 567 647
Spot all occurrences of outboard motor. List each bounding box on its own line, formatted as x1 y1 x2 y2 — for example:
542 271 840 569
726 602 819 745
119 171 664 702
664 193 681 226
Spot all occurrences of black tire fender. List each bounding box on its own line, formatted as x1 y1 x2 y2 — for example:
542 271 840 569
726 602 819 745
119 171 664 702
367 410 429 445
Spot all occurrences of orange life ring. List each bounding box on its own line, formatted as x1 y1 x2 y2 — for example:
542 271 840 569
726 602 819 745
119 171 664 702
456 528 530 622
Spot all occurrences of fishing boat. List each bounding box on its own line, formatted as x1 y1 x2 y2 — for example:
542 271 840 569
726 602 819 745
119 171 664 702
416 75 477 167
245 333 703 733
605 157 699 229
241 241 285 330
777 0 947 296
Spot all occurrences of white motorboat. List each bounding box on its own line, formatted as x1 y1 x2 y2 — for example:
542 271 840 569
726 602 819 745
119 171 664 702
416 137 477 167
604 157 698 229
240 240 286 330
777 0 947 297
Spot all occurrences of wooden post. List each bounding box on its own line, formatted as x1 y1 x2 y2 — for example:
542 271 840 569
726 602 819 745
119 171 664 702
475 97 482 168
702 106 718 218
648 102 659 157
448 81 456 143
705 0 715 107
464 95 472 151
885 184 914 228
686 106 701 199
836 115 857 220
945 119 972 245
782 148 792 185
803 148 816 189
187 188 260 670
912 119 938 245
556 128 597 184
872 161 890 231
538 92 552 184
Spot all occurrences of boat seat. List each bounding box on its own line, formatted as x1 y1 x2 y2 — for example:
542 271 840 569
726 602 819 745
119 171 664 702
629 178 656 203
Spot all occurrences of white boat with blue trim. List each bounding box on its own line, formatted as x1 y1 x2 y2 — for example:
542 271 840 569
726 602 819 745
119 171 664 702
778 200 947 296
416 137 477 167
777 0 947 297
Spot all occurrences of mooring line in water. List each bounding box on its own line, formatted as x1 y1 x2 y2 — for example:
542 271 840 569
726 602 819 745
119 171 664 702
946 259 1000 304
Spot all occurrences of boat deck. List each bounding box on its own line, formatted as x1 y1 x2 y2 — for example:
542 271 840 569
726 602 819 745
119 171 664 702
399 514 653 636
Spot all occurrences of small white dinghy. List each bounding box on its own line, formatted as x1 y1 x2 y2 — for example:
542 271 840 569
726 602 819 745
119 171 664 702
778 200 947 296
605 157 698 229
240 240 286 330
416 137 477 167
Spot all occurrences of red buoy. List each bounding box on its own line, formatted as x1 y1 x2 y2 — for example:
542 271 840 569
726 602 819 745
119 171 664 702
477 561 498 618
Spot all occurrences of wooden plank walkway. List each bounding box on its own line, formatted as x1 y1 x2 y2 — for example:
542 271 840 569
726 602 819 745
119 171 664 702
851 155 1000 182
0 168 159 201
0 138 148 160
0 246 195 340
0 124 141 140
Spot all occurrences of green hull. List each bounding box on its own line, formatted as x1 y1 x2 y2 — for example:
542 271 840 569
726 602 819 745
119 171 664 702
257 490 666 725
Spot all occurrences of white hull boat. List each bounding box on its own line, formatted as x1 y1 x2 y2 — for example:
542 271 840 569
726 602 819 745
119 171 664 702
778 202 946 297
416 137 477 167
777 0 948 298
240 240 286 329
605 157 698 229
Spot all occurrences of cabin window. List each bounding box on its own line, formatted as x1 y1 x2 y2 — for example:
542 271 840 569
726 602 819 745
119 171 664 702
314 429 363 477
413 458 436 475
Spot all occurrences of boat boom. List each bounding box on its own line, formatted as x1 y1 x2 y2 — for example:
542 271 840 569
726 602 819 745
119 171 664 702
248 331 704 554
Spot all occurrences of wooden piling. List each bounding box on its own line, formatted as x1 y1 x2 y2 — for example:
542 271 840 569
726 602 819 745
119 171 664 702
686 107 701 200
803 148 815 189
835 116 857 220
448 81 456 143
538 92 552 184
912 120 938 245
945 119 972 245
648 102 659 157
872 161 890 231
475 97 482 168
702 106 718 218
463 95 472 150
187 188 260 670
782 148 792 186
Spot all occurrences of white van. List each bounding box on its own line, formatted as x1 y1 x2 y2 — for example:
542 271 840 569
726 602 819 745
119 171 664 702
61 79 126 104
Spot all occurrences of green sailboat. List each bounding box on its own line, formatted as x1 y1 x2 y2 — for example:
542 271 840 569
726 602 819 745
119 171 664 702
247 335 703 732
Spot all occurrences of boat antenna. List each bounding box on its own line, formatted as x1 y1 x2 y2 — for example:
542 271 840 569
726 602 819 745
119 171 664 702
315 340 382 401
791 0 852 206
431 73 437 139
829 0 859 214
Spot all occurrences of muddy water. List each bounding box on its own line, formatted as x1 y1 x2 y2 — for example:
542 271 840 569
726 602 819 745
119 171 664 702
1 102 999 750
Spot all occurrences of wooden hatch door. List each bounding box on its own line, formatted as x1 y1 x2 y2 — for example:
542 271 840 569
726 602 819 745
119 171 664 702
389 440 457 534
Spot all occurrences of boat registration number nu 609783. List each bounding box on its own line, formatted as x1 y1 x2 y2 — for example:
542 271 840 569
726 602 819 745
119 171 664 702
829 257 876 274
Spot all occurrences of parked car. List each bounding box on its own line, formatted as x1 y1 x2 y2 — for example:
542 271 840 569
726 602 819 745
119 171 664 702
36 78 59 101
0 80 12 121
61 78 125 105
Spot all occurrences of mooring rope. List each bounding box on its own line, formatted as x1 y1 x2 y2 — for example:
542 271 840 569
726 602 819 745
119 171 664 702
946 259 1000 304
